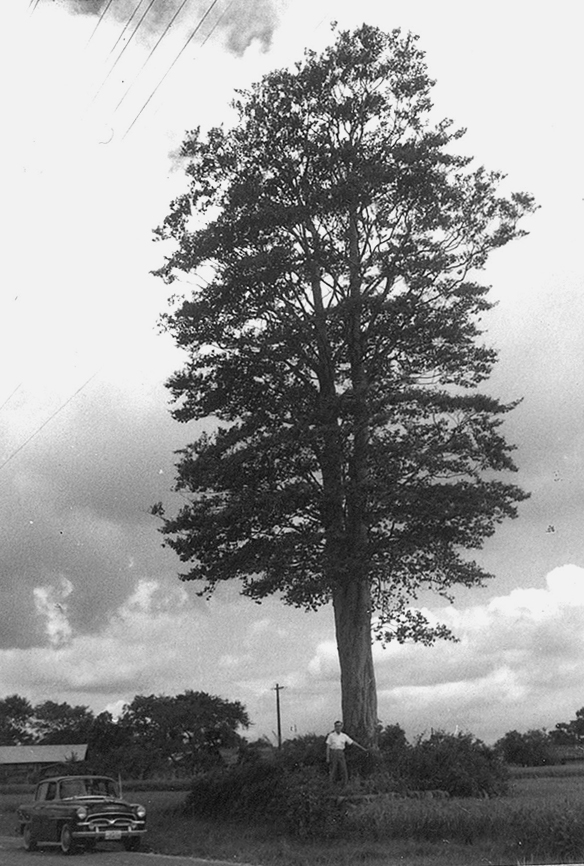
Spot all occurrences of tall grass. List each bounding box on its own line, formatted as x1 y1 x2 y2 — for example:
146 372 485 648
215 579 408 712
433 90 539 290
144 794 584 865
5 767 584 864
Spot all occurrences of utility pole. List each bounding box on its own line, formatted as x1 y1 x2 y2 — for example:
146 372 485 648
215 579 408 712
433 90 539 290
273 683 285 749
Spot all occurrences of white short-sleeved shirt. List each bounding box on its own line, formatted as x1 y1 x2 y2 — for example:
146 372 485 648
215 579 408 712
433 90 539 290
326 731 354 751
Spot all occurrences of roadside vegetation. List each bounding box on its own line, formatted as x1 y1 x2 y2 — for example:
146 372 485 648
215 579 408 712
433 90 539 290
4 767 584 865
4 701 584 863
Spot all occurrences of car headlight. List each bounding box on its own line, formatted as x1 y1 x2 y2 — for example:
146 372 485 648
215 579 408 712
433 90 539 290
76 806 88 820
134 805 146 819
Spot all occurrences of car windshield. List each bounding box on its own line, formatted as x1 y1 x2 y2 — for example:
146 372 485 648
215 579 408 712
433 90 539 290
60 778 118 799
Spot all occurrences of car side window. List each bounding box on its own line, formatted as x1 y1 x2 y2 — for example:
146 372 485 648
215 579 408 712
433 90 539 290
36 782 48 802
46 782 57 801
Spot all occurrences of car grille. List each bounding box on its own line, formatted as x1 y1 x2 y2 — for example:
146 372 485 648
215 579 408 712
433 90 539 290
88 813 137 830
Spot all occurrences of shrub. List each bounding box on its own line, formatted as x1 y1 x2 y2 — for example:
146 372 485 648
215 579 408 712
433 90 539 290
493 728 553 766
403 730 509 797
278 733 327 772
185 762 286 820
184 729 508 843
185 761 342 838
282 767 341 838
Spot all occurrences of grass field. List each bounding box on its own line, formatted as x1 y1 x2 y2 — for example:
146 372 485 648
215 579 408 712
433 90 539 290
3 766 584 865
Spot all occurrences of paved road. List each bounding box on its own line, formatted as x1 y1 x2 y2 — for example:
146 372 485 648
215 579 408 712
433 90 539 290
0 835 252 866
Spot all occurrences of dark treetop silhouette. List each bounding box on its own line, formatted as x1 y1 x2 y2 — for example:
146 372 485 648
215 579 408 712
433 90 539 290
152 24 535 745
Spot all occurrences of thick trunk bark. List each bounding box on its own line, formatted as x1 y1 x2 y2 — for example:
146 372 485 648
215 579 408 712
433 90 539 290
309 210 378 748
329 209 377 747
332 578 378 747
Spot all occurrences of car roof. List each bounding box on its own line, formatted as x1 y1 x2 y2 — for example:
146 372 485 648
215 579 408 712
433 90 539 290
38 775 115 784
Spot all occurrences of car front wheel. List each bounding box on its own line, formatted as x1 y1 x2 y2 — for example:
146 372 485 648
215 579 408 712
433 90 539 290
59 822 78 855
23 823 38 851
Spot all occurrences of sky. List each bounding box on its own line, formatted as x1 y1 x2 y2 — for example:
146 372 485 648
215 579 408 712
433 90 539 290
0 0 583 747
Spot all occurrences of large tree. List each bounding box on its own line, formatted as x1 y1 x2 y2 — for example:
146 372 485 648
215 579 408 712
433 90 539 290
33 700 94 745
120 691 249 773
0 694 34 745
152 25 535 745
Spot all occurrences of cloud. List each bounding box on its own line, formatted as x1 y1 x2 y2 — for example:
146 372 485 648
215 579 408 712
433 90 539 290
306 565 584 742
58 0 282 56
0 369 196 649
3 566 584 745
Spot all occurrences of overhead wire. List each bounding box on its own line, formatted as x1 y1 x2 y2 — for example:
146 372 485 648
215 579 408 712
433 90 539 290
85 0 116 47
103 0 149 64
0 371 99 474
122 0 225 139
0 383 22 413
114 0 194 115
88 0 159 109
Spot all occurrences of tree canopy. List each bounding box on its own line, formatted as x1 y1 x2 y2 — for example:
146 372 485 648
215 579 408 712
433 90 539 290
152 24 535 743
121 690 249 773
0 691 250 777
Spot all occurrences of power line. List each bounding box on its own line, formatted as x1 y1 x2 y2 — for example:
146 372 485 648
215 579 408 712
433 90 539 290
104 0 149 64
114 0 194 114
0 371 99 474
123 0 225 139
0 383 22 413
88 0 158 109
86 0 116 48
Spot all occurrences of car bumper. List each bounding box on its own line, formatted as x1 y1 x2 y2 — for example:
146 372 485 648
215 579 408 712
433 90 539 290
73 825 146 841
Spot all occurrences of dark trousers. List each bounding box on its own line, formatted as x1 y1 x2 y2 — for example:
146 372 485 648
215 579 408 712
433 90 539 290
329 750 348 784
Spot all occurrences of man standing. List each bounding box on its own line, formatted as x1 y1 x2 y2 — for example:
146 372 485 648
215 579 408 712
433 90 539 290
325 720 367 785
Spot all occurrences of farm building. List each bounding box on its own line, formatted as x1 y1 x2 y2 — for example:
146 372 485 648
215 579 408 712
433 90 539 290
0 744 88 783
549 744 584 764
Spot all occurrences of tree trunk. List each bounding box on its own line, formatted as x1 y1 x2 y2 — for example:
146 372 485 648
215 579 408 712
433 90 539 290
332 578 378 747
329 208 377 747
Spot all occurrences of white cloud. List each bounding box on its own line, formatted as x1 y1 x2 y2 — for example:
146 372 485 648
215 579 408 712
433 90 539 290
305 565 584 741
3 566 584 744
33 577 74 646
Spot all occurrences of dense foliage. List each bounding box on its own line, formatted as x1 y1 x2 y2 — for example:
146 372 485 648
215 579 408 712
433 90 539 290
152 23 535 743
494 728 554 767
0 690 248 779
551 706 584 745
185 727 508 838
404 730 508 797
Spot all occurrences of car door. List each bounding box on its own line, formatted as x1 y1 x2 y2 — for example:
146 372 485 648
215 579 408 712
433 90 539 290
40 780 60 842
30 781 49 842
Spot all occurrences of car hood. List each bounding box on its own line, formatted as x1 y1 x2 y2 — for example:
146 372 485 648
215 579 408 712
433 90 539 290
65 797 137 812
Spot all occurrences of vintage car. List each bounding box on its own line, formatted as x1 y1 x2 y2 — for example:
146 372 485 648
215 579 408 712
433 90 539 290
17 774 146 854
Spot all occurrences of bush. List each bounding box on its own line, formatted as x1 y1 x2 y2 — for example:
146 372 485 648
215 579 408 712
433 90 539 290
403 730 509 797
185 761 287 821
278 734 327 772
494 728 553 766
282 767 341 838
184 729 508 841
185 761 342 837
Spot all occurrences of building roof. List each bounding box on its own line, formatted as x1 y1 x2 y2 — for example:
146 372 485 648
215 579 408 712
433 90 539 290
0 744 88 765
549 744 584 761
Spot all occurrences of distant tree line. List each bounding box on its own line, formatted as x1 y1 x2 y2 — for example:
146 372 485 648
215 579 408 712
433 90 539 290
4 690 583 777
0 691 249 778
493 706 584 766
